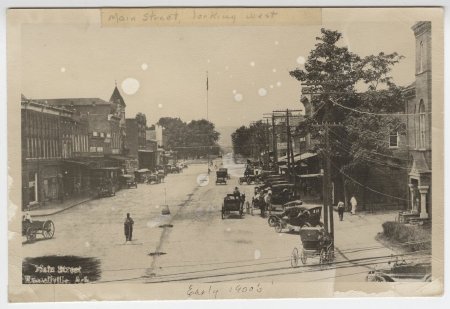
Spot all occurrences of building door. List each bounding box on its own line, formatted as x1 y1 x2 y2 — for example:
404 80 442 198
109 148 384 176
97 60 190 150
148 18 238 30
28 172 37 204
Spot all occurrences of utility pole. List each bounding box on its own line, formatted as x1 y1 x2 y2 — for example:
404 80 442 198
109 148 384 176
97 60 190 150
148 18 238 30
314 121 342 250
286 109 292 182
271 114 278 171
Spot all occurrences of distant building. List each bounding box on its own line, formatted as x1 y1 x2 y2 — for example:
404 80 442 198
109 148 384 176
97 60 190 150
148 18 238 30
125 113 147 158
404 21 432 218
35 86 126 156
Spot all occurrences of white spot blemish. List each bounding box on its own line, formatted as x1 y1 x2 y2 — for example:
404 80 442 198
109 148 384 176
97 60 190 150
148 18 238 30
276 81 282 87
229 75 233 78
141 63 148 71
85 242 90 247
270 85 274 89
250 61 255 67
196 174 210 187
297 56 306 65
60 67 66 73
232 89 237 94
155 205 160 209
225 66 229 71
226 228 231 232
158 103 163 109
121 78 140 95
274 41 279 45
272 68 277 73
258 88 267 97
234 93 243 102
254 249 261 259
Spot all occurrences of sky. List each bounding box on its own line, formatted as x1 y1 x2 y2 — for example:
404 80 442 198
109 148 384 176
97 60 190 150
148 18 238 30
21 20 416 131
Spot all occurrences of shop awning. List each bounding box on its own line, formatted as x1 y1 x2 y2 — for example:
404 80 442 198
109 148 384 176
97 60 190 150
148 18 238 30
107 155 137 161
278 152 317 164
298 173 323 178
136 168 150 173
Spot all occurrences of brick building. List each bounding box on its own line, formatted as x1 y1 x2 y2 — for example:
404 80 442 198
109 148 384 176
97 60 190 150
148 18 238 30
21 96 90 209
404 21 432 219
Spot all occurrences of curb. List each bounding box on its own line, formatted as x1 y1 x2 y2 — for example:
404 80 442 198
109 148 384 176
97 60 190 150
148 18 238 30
31 197 94 217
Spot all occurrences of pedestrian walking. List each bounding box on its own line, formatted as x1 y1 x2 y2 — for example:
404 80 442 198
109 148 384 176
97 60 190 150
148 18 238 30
124 213 134 242
265 191 272 215
337 200 345 221
350 195 357 215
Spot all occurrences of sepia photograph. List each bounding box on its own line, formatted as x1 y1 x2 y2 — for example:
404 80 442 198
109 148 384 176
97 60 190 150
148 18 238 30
6 7 444 302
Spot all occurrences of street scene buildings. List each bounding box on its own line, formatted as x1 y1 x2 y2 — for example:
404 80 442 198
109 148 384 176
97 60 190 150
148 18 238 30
15 10 436 294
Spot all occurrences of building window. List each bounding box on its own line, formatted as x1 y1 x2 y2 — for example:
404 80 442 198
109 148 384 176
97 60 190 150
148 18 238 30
389 131 399 148
419 41 424 73
106 133 111 138
90 146 96 153
100 132 105 138
419 101 426 148
93 131 98 137
96 147 103 153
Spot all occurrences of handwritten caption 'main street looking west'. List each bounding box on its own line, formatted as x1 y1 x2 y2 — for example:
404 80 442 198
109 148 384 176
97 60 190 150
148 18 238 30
101 8 321 27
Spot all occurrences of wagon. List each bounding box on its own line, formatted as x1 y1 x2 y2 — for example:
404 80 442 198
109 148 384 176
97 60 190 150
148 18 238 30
222 194 243 219
22 219 55 243
216 170 227 185
290 226 334 267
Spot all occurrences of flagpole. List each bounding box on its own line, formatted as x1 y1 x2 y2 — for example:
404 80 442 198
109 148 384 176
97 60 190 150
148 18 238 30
206 71 210 171
206 71 209 121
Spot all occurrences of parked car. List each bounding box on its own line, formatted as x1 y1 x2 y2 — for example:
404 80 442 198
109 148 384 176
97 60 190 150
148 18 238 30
366 257 431 282
120 174 137 189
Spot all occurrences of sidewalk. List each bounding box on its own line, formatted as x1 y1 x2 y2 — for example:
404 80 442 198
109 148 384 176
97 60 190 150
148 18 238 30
334 210 399 263
27 194 94 217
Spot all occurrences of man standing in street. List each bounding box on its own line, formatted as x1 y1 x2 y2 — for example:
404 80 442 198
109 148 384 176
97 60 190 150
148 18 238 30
337 200 345 221
350 195 357 215
124 213 134 242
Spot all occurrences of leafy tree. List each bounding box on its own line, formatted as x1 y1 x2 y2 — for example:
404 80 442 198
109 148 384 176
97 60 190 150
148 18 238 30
290 28 406 208
157 117 220 159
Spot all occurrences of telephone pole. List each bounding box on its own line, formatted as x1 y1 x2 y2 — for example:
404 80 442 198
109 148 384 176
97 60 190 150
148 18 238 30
314 121 342 250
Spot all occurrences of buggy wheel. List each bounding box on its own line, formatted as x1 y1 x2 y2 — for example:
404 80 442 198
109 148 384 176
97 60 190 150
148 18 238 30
275 223 283 233
42 220 55 239
26 228 36 243
268 216 277 227
300 249 307 264
319 248 329 266
290 248 299 268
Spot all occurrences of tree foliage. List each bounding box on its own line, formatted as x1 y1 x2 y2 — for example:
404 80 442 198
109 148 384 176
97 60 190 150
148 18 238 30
289 28 407 205
157 117 220 159
232 121 269 158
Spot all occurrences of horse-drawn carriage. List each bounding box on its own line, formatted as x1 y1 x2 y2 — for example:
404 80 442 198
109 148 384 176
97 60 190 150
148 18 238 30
120 174 138 189
22 219 55 243
290 226 334 267
221 194 243 219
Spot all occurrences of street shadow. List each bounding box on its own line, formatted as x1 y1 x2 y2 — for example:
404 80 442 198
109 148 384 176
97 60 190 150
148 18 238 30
22 237 55 245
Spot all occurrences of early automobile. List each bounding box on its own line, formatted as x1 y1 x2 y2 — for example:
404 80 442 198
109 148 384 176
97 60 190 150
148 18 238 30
134 168 151 183
22 218 55 243
218 167 230 179
291 226 334 267
216 170 228 185
269 202 323 232
238 174 261 185
120 174 137 189
146 173 161 184
98 182 116 198
366 257 431 282
222 194 243 219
